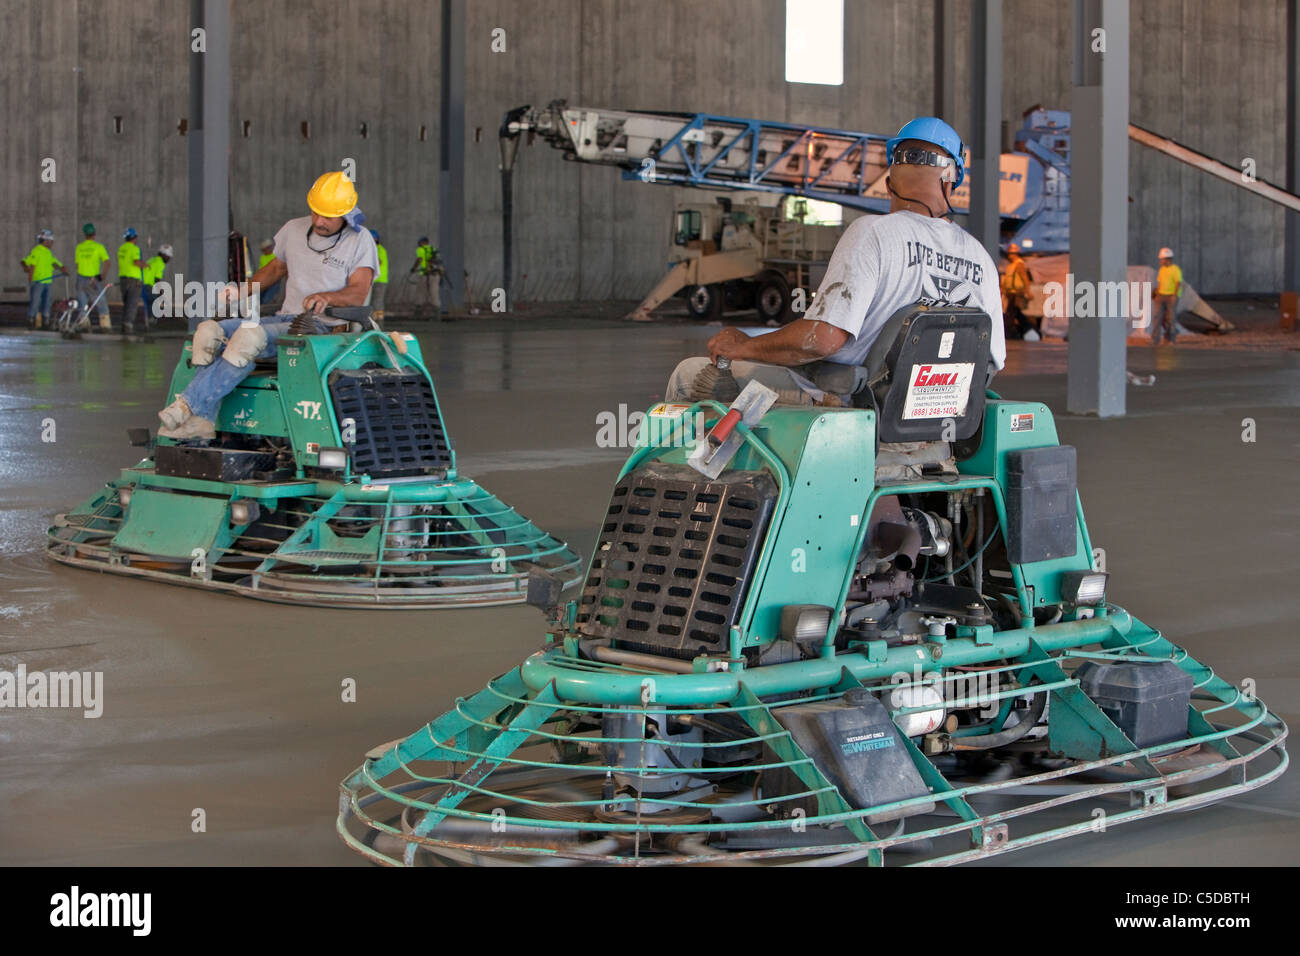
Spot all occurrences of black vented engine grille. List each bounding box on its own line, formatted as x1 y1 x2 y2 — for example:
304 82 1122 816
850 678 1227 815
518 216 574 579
577 463 778 660
328 368 451 478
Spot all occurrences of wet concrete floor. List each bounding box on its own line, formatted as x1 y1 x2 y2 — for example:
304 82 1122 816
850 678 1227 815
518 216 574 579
0 315 1296 865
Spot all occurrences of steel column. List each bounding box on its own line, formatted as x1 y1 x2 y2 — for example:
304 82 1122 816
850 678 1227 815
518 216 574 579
187 0 230 333
968 0 1002 259
1067 0 1129 417
438 0 466 312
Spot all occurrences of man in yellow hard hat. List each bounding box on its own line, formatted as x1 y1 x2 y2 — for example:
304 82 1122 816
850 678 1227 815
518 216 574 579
156 171 379 439
74 223 112 330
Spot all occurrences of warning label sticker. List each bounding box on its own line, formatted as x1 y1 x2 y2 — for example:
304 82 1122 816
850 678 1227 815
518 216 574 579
1010 412 1035 432
901 362 975 420
648 403 693 418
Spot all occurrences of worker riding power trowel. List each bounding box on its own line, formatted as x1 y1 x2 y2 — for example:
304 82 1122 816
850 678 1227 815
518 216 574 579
338 302 1286 865
46 305 582 608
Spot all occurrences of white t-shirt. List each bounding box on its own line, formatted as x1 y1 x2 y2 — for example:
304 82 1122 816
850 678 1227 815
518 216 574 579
272 216 379 315
805 210 1006 370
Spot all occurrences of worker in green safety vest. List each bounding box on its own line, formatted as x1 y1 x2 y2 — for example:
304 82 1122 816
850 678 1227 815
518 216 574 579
410 236 443 318
20 229 66 330
116 227 145 336
74 223 112 330
370 229 388 324
257 238 283 308
142 244 173 329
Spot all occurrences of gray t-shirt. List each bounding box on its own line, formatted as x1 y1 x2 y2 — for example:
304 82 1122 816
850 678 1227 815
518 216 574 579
805 210 1006 370
272 215 379 315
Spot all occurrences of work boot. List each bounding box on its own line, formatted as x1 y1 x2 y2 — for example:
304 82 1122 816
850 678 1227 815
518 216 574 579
157 416 215 441
33 313 43 330
98 316 112 332
158 396 195 430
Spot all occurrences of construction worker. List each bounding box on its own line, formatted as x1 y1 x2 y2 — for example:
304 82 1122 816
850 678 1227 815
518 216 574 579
74 223 112 331
117 227 145 335
1000 243 1035 339
157 170 378 440
142 244 174 328
370 229 388 324
666 116 1005 403
1152 246 1182 346
411 236 443 317
257 238 283 308
20 229 66 329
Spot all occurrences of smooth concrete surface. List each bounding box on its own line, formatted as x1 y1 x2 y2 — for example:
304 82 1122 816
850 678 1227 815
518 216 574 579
0 314 1296 865
3 0 1291 298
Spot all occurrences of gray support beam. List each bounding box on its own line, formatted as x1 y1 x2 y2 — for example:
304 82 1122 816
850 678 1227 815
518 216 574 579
1068 0 1129 417
438 0 466 312
187 0 230 332
968 0 1002 260
1285 0 1300 296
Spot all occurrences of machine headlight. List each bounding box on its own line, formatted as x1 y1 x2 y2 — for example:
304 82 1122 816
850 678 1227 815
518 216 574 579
118 486 133 507
1061 570 1108 606
780 604 833 643
318 447 349 470
230 500 261 526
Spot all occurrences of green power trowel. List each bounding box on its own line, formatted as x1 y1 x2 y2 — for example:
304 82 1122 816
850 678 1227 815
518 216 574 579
338 304 1286 865
47 311 582 608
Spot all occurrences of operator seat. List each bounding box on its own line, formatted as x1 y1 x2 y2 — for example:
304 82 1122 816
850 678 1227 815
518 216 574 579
854 303 993 479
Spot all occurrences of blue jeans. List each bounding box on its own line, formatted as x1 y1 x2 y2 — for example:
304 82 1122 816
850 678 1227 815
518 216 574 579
181 315 326 421
75 276 110 316
27 282 52 320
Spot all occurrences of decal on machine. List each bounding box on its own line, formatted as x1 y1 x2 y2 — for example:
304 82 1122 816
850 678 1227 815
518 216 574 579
1010 412 1035 432
648 403 693 418
901 362 975 420
840 730 894 755
294 400 323 420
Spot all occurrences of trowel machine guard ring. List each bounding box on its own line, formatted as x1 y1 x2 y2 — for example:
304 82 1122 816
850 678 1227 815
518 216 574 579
46 325 582 608
338 307 1286 863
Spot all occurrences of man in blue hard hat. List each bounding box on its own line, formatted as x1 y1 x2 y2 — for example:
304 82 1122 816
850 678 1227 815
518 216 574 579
666 116 1005 404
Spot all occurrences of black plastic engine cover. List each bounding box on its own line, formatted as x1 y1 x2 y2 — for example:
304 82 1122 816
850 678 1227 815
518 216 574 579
577 463 777 660
327 367 451 478
769 689 935 825
155 444 277 481
1004 445 1078 564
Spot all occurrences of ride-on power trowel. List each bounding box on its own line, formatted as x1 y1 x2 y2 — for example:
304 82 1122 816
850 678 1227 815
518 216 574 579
47 308 583 608
338 303 1286 864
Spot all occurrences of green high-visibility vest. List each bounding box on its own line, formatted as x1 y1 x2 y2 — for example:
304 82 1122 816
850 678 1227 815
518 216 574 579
75 239 109 277
23 245 63 283
258 252 276 270
117 241 143 280
376 244 388 283
144 255 165 286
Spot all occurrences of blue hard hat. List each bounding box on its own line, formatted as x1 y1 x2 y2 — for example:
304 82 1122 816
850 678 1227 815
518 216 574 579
123 227 137 240
369 228 381 241
885 117 965 188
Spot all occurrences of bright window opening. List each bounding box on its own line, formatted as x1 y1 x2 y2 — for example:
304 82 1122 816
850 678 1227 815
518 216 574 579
785 0 844 86
784 196 843 226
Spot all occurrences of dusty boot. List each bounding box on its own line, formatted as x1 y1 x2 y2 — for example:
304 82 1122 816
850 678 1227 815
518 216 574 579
158 416 215 441
99 315 112 332
33 313 44 330
158 396 195 430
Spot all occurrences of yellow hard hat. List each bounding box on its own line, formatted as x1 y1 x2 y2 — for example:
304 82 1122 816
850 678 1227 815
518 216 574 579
307 171 358 217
